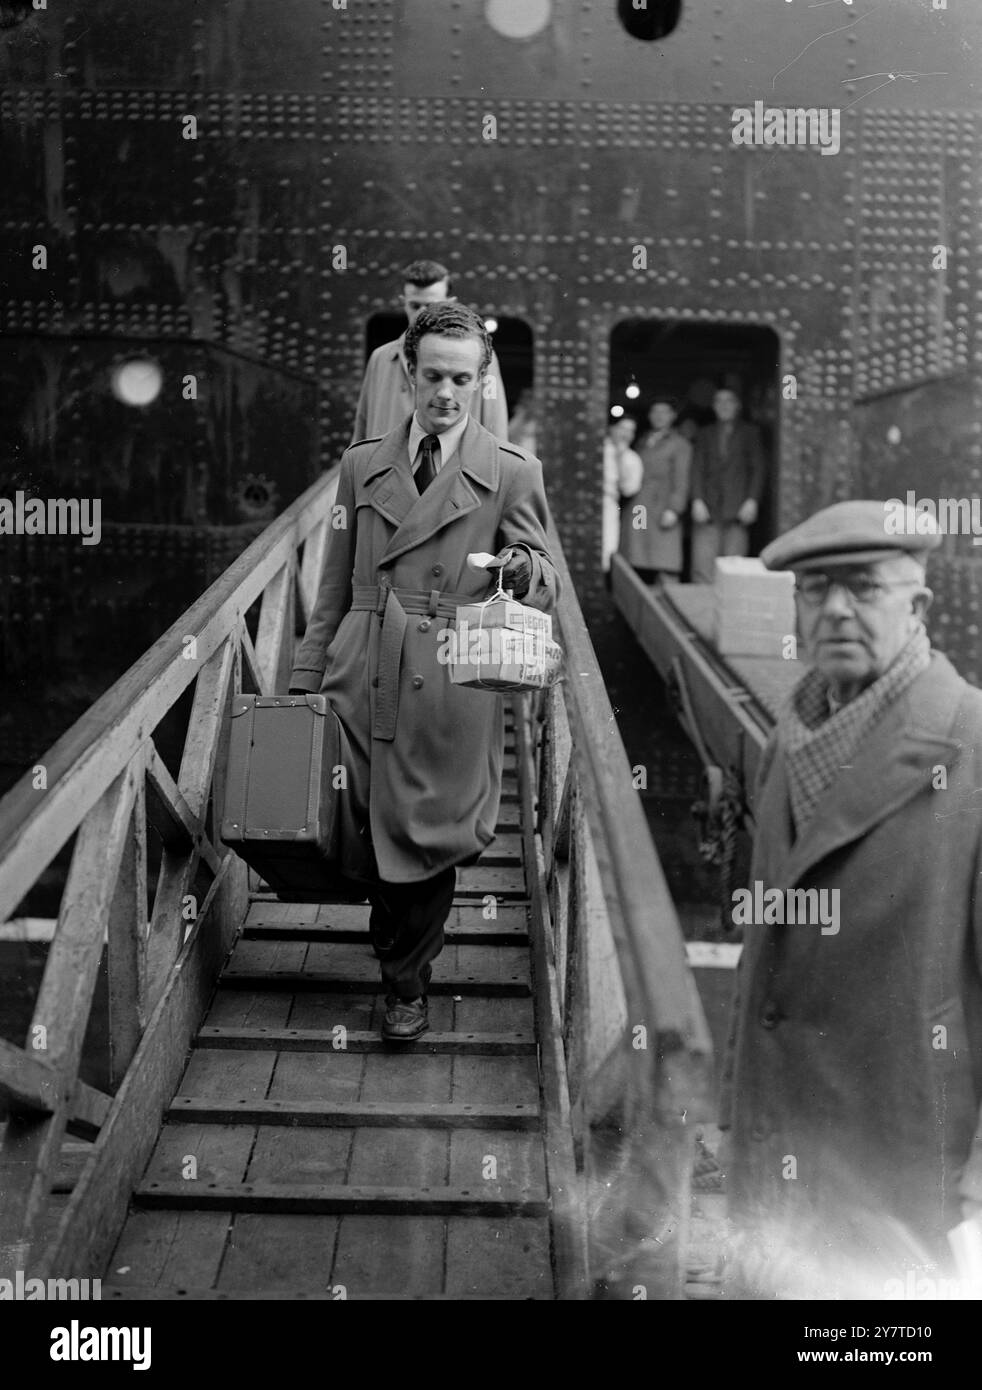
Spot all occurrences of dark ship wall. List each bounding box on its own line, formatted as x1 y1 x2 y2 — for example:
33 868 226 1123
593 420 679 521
2 0 981 787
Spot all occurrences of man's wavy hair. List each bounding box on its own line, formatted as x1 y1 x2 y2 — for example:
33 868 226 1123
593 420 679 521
402 259 452 293
404 302 492 378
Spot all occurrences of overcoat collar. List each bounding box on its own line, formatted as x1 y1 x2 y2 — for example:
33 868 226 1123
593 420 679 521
359 415 501 565
758 653 966 886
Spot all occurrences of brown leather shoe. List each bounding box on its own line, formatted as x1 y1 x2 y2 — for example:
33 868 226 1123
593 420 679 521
381 995 429 1042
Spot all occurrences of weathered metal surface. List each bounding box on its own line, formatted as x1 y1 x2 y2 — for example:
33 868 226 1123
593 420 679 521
1 0 980 753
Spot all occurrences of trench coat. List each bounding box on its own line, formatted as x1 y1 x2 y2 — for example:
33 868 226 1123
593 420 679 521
618 428 691 574
691 419 765 522
721 652 982 1294
351 335 509 444
290 415 558 884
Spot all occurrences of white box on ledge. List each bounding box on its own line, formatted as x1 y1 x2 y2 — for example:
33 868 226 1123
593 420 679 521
713 556 795 659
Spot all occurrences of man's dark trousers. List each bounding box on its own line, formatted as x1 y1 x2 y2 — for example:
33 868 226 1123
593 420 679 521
368 867 457 1000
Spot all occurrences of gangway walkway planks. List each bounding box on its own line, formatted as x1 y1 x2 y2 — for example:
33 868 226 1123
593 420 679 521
103 718 556 1300
0 473 713 1301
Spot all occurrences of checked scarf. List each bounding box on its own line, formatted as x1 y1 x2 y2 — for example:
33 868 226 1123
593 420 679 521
777 624 932 836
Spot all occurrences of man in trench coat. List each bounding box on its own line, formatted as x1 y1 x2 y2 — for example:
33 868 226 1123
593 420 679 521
290 302 558 1041
720 500 982 1298
351 259 509 444
690 387 766 583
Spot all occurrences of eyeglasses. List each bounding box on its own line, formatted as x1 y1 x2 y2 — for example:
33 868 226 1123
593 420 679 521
794 574 921 607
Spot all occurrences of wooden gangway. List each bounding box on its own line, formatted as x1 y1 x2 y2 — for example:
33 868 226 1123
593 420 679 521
0 473 712 1300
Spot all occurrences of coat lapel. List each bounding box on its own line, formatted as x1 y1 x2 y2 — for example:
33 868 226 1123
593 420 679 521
359 423 420 529
778 654 965 885
378 416 501 567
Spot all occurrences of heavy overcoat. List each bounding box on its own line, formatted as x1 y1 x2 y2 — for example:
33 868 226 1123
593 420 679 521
690 419 765 522
722 653 982 1289
618 428 691 573
290 416 558 883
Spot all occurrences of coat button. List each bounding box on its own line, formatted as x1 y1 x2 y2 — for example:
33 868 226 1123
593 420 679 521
431 564 443 577
412 675 424 689
418 619 431 632
759 1001 781 1029
371 677 379 688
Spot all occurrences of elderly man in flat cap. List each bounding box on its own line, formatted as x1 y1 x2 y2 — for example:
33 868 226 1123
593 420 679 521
719 499 982 1299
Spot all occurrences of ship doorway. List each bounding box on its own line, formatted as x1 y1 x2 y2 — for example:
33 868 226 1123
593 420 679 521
608 319 781 561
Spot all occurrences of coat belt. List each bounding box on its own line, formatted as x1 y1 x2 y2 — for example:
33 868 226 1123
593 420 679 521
350 583 477 742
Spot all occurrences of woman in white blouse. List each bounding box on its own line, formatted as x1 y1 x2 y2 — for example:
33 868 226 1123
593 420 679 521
601 416 643 576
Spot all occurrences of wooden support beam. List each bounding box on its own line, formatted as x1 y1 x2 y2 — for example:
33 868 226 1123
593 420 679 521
0 1040 112 1136
218 971 531 997
133 1182 549 1217
132 1184 548 1217
145 745 220 875
255 559 295 696
67 1079 112 1140
240 922 528 946
167 1098 539 1129
144 742 221 1007
239 621 266 697
107 766 148 1086
34 852 246 1284
0 770 136 1276
298 515 329 621
177 637 235 821
0 1037 62 1113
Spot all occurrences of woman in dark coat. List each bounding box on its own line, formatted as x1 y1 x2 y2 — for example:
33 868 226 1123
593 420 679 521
618 397 692 583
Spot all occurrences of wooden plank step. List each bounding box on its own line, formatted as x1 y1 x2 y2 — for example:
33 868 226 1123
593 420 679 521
101 1286 546 1301
242 922 527 946
133 1181 549 1217
193 1027 536 1054
243 902 528 930
219 972 530 996
252 866 527 903
167 1098 539 1128
454 867 526 897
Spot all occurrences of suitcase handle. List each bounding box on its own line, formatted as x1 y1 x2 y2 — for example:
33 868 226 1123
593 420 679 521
230 694 328 717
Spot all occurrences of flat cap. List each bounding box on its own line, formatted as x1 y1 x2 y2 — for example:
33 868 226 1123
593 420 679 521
760 499 942 572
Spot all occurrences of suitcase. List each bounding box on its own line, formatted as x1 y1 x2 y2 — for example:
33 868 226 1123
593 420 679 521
220 693 367 903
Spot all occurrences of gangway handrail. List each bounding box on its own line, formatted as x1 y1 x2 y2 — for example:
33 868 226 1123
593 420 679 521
0 467 339 1281
512 520 714 1299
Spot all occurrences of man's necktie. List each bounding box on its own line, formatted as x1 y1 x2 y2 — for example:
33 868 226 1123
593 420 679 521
415 434 439 495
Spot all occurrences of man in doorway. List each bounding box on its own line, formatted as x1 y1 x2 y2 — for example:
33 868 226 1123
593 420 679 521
351 259 509 443
720 500 982 1297
689 387 766 583
291 302 557 1042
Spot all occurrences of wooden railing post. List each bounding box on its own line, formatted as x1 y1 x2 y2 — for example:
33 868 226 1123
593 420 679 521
107 761 148 1088
0 767 136 1275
